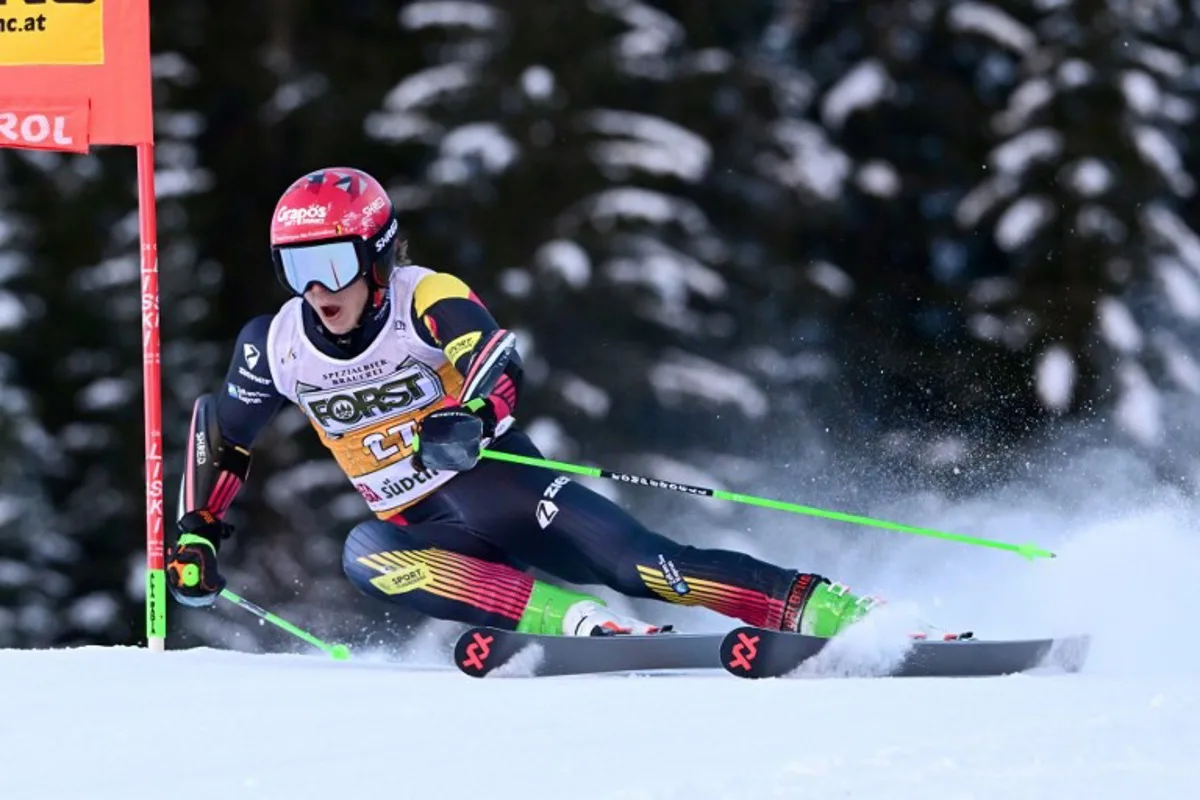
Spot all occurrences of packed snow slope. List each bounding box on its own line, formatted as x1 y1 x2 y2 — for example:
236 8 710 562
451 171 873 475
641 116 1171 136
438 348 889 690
0 628 1196 799
4 455 1200 799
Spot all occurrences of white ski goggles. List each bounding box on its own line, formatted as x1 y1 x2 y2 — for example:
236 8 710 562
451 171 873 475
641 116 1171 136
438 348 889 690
273 239 367 295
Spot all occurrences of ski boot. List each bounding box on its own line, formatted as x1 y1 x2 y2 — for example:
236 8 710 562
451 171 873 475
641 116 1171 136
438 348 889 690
785 574 881 638
517 580 669 636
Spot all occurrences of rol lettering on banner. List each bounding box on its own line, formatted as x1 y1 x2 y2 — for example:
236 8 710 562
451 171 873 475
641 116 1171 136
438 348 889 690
0 103 90 153
0 0 165 650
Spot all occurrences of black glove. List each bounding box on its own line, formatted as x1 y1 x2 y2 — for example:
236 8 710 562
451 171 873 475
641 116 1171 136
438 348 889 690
413 401 497 472
166 510 232 608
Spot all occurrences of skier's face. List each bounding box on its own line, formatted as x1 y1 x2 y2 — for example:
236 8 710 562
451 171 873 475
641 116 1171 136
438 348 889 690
304 277 369 334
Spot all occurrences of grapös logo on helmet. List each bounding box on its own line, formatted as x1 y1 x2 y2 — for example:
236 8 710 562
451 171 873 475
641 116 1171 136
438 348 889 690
275 204 330 226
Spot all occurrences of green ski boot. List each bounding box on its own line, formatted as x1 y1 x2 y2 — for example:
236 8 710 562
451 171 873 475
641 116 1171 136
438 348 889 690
517 580 667 636
795 580 881 638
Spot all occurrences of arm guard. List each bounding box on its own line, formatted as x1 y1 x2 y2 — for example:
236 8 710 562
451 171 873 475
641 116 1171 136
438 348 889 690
178 393 253 522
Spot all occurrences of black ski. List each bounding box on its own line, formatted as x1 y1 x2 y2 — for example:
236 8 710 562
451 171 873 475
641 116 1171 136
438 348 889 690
719 626 1092 679
453 626 725 677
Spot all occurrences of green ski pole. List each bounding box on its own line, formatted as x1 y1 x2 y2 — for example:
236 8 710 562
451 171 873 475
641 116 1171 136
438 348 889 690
479 449 1055 560
220 589 351 660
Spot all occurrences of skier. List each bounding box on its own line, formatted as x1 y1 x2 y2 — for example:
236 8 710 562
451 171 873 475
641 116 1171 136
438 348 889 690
166 166 880 639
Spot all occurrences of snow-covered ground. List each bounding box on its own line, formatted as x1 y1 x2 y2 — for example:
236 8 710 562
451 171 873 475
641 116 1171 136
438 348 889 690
0 641 1194 800
4 453 1200 799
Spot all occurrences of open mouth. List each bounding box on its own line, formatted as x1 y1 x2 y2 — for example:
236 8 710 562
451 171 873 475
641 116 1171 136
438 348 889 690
318 304 341 319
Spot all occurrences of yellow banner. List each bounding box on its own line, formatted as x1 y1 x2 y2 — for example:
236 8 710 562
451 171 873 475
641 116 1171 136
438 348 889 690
0 0 104 66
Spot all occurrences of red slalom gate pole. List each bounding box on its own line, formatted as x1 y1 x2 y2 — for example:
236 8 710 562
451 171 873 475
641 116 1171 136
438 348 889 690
138 143 166 651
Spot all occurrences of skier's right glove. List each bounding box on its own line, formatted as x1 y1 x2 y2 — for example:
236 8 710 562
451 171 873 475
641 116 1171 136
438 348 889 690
166 510 232 608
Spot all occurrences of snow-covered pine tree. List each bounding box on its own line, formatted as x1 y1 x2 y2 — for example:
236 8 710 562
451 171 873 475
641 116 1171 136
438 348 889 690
952 0 1200 453
367 1 833 496
785 0 1200 486
0 155 65 647
782 0 1022 485
0 147 167 646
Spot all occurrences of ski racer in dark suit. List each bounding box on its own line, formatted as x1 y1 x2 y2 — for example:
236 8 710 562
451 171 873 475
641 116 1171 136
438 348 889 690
166 167 879 638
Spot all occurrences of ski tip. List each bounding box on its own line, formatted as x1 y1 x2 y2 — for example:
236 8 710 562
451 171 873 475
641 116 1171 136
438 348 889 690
719 626 771 679
454 627 500 678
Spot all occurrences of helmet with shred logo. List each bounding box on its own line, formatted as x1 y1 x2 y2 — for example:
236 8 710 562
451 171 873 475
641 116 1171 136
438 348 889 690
269 167 404 296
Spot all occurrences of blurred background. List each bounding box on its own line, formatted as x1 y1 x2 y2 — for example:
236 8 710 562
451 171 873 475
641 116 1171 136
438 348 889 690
3 0 1200 654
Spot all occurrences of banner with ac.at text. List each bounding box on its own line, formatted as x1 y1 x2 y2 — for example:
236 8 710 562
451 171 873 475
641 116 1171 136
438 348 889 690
0 0 152 152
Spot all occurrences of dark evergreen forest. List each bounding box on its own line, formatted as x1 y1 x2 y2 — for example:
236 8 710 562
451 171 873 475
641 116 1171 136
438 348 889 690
3 0 1200 651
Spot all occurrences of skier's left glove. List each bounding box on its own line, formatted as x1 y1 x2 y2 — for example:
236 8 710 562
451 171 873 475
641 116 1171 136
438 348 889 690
166 510 231 607
413 400 497 473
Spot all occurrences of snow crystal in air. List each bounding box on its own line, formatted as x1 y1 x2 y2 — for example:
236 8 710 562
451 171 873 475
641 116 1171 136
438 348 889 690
992 78 1053 135
586 110 711 183
1064 158 1112 197
440 123 519 173
1035 345 1075 412
649 351 768 418
764 120 851 202
536 239 591 289
808 261 854 298
1097 297 1143 353
1114 362 1162 446
821 59 893 129
521 66 555 100
1133 125 1194 197
1154 258 1200 320
855 160 900 198
994 196 1053 250
989 128 1062 176
382 64 475 111
948 2 1036 54
399 1 498 31
1120 70 1161 116
790 602 920 678
560 375 610 419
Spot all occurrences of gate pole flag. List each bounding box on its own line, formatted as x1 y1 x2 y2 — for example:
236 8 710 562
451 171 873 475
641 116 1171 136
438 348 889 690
0 0 164 651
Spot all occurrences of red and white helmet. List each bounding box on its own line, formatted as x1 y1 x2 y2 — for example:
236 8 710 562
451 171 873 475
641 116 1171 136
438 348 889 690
269 167 402 296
